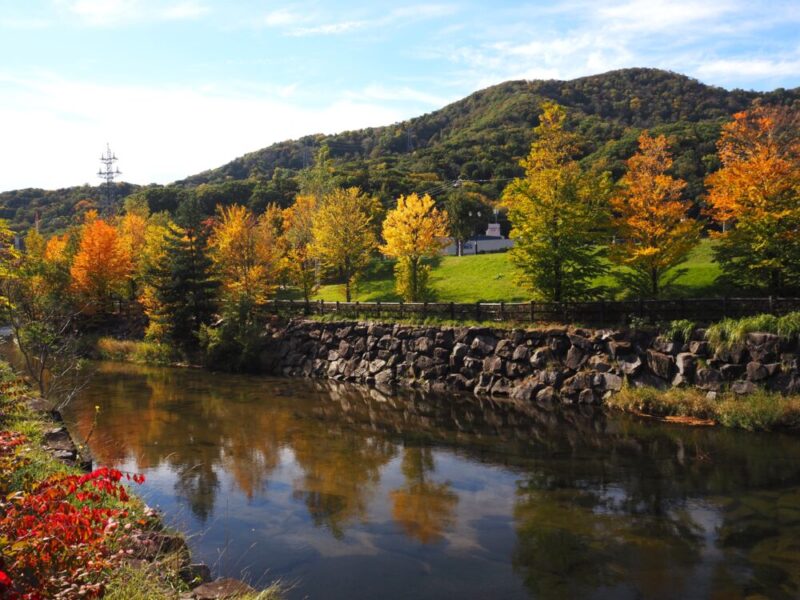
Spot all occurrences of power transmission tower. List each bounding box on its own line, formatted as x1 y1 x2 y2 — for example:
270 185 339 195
97 143 121 214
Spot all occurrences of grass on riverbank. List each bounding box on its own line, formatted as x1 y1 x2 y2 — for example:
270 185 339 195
95 337 176 365
606 385 800 431
279 238 727 302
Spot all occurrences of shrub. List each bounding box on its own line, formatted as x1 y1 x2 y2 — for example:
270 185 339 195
664 319 695 343
705 311 800 351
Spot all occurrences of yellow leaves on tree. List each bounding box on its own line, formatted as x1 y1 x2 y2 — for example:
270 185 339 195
380 193 449 301
502 101 611 301
70 217 132 308
282 195 318 302
209 204 281 305
706 106 800 292
311 187 379 302
610 132 700 297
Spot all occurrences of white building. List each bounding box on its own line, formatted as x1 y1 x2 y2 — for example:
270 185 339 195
442 222 514 256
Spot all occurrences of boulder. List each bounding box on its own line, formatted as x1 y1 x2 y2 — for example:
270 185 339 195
483 355 504 374
471 335 496 356
512 345 530 362
731 381 756 395
536 386 558 403
564 346 586 371
695 367 723 391
746 361 769 382
675 353 697 381
414 336 434 355
646 350 675 380
192 578 256 600
530 347 550 369
578 389 597 405
618 354 642 376
510 378 543 402
494 339 514 359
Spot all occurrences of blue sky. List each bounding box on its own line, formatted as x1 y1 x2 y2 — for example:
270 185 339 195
1 0 799 191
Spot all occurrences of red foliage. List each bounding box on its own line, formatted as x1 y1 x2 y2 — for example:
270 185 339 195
0 466 145 599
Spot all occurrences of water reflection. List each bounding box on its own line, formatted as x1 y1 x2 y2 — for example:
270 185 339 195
63 362 800 599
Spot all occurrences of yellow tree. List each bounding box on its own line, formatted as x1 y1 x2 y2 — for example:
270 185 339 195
706 106 800 292
611 132 700 297
311 187 379 302
282 194 318 302
381 193 449 301
502 102 611 301
209 204 281 305
70 216 132 309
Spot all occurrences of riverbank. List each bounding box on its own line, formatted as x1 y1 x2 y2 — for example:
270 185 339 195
0 360 280 599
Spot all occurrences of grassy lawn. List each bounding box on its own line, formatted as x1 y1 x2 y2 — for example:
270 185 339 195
279 238 729 303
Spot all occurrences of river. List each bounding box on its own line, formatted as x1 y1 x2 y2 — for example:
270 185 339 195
62 361 800 599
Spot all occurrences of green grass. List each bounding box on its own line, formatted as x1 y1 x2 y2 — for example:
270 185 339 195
280 239 728 303
705 311 800 351
606 385 800 432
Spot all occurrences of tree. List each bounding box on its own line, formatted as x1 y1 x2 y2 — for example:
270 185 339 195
610 132 700 297
381 193 449 301
282 195 319 302
143 199 218 347
70 215 132 310
297 145 337 202
706 106 800 293
209 204 281 306
312 187 379 302
444 187 489 256
502 102 611 301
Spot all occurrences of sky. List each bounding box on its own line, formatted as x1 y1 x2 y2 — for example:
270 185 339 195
1 0 799 192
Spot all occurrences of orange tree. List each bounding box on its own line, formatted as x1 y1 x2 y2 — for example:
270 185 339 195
282 194 318 303
610 132 700 297
70 213 132 311
706 106 800 293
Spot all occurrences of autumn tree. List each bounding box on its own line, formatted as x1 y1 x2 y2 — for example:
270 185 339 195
312 187 379 302
282 194 318 302
706 106 800 293
70 215 132 310
610 132 700 297
502 102 611 301
210 204 281 306
381 193 449 301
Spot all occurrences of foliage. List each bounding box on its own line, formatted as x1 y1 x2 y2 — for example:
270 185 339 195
502 102 611 301
381 193 449 301
144 200 218 347
311 187 379 302
443 187 489 255
210 204 281 307
664 319 696 343
282 194 318 302
705 311 800 351
95 337 175 365
199 297 266 373
0 466 144 599
70 215 132 310
706 106 800 293
610 132 700 297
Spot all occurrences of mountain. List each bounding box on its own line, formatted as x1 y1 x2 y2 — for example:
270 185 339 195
2 68 798 233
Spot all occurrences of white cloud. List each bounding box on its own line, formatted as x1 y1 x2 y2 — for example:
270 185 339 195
280 3 457 36
291 20 366 36
596 0 740 33
62 0 209 26
0 74 410 191
695 56 800 81
262 8 306 28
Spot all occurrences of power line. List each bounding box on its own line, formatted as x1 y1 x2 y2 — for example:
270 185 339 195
97 143 121 214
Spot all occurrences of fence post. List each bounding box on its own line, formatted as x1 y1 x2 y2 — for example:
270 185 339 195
423 302 428 319
529 300 535 323
319 299 323 315
400 301 404 319
355 301 360 319
336 301 340 315
769 295 774 313
475 302 481 321
376 301 381 319
450 302 455 320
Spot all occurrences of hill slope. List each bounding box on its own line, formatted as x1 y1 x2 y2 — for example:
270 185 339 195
2 68 798 233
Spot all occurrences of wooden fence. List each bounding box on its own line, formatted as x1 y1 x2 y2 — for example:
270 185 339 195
262 297 800 326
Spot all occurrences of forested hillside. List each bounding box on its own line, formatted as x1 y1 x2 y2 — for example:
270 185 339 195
2 68 797 233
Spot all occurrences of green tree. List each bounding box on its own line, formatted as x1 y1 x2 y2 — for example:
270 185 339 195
144 199 218 347
502 102 611 301
444 187 489 256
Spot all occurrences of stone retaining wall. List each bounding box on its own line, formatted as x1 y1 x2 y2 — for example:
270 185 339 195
263 320 800 403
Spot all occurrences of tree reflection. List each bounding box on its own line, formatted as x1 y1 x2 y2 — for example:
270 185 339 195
389 446 458 544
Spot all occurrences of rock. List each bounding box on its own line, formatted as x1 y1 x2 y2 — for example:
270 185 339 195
536 386 557 403
452 342 469 360
512 345 530 362
494 339 514 359
471 335 496 356
746 361 769 382
530 347 550 369
715 345 747 365
631 372 670 390
337 340 353 360
578 389 597 404
433 347 450 363
434 330 454 347
446 373 471 391
180 563 212 586
548 335 569 355
646 350 675 380
688 341 711 357
696 367 723 391
538 368 564 389
414 336 434 355
473 373 494 395
482 355 504 374
563 372 593 393
510 378 543 402
599 373 623 392
564 346 586 371
720 363 744 380
506 361 528 378
374 369 394 388
618 354 642 376
731 380 756 395
588 355 612 372
490 377 513 396
192 578 256 600
608 340 632 358
568 333 592 351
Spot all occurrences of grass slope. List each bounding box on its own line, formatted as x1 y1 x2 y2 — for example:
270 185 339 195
286 239 725 303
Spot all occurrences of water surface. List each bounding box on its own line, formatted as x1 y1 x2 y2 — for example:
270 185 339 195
64 362 800 599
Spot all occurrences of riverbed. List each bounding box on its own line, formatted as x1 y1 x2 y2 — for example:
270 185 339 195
63 361 800 599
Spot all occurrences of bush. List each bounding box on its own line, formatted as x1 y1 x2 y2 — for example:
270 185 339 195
705 311 800 351
96 338 175 365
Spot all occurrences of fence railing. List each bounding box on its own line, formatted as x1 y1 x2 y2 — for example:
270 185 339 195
262 297 800 326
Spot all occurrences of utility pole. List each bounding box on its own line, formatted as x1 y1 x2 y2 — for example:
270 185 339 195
97 143 121 214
